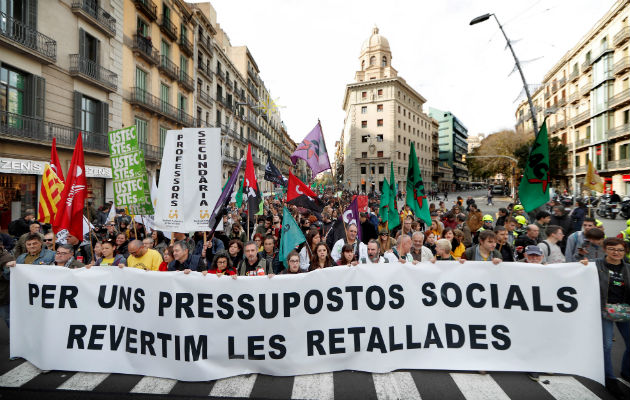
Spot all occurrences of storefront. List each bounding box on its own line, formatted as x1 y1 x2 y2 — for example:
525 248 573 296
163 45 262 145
0 157 113 230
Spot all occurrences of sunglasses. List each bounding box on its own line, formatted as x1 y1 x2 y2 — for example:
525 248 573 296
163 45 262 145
44 239 53 242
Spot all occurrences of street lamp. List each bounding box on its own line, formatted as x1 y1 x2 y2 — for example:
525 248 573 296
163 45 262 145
470 13 539 136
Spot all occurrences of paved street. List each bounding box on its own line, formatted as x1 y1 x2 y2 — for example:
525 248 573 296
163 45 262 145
0 190 627 399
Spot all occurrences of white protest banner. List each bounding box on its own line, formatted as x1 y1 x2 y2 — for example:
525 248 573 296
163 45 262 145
153 128 221 232
10 262 604 383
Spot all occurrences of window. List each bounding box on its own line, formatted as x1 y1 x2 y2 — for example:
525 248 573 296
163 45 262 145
625 110 630 125
377 151 384 157
180 56 188 75
620 144 629 159
377 104 383 112
382 56 387 67
397 152 400 159
362 91 367 98
403 109 406 117
361 106 367 114
79 29 99 64
378 165 384 173
0 66 26 117
161 40 170 58
377 89 383 96
361 120 367 128
361 135 369 143
159 126 167 147
361 166 366 174
135 117 148 144
370 56 375 66
361 152 367 158
376 134 383 142
398 106 401 113
377 119 383 127
398 120 401 128
80 96 98 133
397 135 400 143
137 17 149 37
136 67 147 92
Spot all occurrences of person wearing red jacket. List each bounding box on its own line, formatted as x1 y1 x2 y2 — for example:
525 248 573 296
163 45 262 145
203 253 237 276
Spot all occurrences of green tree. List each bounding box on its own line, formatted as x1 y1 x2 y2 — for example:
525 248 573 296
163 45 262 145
466 130 531 179
514 136 568 183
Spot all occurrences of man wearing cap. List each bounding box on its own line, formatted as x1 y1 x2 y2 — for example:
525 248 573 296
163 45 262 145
520 245 546 264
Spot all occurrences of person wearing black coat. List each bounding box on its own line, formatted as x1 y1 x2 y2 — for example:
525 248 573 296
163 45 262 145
550 205 573 252
360 213 378 245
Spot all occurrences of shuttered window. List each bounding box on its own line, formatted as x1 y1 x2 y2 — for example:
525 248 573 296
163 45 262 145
73 91 108 135
159 126 167 148
135 117 148 144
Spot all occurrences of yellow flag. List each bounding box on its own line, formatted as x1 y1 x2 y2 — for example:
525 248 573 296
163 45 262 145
38 164 65 223
584 159 604 192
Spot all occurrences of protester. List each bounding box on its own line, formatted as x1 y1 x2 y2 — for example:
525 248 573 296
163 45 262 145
337 243 358 266
237 241 273 276
442 228 465 259
126 239 163 271
520 245 545 265
169 241 205 272
595 237 630 399
456 213 472 247
309 243 334 271
115 232 129 258
538 225 565 264
494 226 515 262
461 230 502 264
565 217 597 262
227 239 244 267
534 211 551 242
572 227 605 262
495 208 508 226
300 229 321 272
8 209 36 238
410 232 433 262
159 246 174 271
424 232 437 255
142 238 155 250
203 252 237 276
0 243 14 327
432 239 455 261
466 203 483 233
377 228 396 256
93 239 126 267
52 244 85 268
331 223 367 263
15 234 55 265
13 222 43 258
151 230 168 256
514 225 540 261
385 235 417 264
281 251 304 274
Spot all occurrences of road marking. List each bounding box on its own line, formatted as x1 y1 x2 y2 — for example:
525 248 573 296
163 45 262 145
209 374 257 397
291 372 334 400
130 376 178 394
57 372 110 391
450 372 510 400
373 371 422 400
0 362 41 387
537 375 599 400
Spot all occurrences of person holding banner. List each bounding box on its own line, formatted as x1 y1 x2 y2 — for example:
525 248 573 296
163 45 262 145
309 243 334 271
281 251 304 274
127 240 163 271
203 253 237 277
331 224 367 263
597 237 630 399
92 239 126 267
361 240 385 264
158 247 174 272
384 235 418 264
460 230 502 264
51 244 85 269
299 230 321 272
168 241 205 273
337 244 358 266
237 241 273 276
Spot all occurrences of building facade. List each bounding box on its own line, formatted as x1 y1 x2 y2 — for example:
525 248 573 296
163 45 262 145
340 27 438 193
515 0 630 195
428 107 469 189
0 0 123 227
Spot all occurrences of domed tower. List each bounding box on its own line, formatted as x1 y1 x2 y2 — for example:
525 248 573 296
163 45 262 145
355 26 398 82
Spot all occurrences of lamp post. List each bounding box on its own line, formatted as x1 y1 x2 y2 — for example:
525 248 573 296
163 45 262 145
470 13 539 136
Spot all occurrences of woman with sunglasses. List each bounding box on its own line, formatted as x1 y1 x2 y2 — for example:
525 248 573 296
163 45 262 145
377 228 396 257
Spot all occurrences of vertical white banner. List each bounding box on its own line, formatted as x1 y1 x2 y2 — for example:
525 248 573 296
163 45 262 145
154 128 221 232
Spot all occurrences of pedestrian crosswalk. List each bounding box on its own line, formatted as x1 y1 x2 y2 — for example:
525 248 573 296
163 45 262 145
0 359 619 399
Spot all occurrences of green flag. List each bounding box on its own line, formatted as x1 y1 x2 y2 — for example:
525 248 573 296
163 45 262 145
518 119 551 212
278 207 306 268
235 179 244 208
379 178 390 223
388 162 400 230
406 142 432 226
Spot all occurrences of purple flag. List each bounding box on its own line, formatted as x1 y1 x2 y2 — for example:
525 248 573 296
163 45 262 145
342 197 362 242
208 160 243 235
290 122 331 176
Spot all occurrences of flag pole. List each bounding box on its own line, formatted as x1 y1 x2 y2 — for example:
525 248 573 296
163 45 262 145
85 209 95 263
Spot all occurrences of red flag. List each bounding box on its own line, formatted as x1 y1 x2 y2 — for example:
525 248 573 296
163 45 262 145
50 137 65 183
243 144 261 220
53 134 87 239
287 171 323 214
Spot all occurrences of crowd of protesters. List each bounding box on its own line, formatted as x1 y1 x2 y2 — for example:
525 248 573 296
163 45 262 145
2 188 630 398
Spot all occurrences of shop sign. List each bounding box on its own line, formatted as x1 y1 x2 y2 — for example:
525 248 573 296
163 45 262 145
86 165 113 179
623 175 630 182
0 158 46 175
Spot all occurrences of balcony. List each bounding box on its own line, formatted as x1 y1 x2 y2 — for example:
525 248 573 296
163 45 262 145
198 63 213 82
215 69 225 83
582 57 592 72
0 11 56 63
557 98 567 107
133 0 157 21
248 82 259 99
138 142 163 161
179 34 192 57
551 82 559 94
158 55 179 81
609 88 630 110
574 137 591 149
198 89 213 107
69 54 117 92
71 1 116 37
248 66 257 80
222 125 246 145
159 15 177 41
614 26 630 47
580 82 592 97
575 165 587 175
198 31 212 55
0 110 108 153
222 154 239 166
591 45 614 65
569 69 579 83
128 87 194 126
132 35 159 65
614 57 630 76
248 114 259 130
607 159 629 170
178 70 194 92
568 92 579 104
556 119 566 130
571 110 590 126
594 70 614 87
607 123 630 140
221 97 233 112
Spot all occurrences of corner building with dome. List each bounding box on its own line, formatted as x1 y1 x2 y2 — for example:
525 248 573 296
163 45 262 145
338 27 443 193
